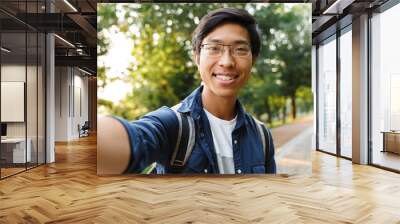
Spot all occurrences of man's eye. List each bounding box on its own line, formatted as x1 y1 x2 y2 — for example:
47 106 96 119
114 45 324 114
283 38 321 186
207 46 220 51
236 46 249 52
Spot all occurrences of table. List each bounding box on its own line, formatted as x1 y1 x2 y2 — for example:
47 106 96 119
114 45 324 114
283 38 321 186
381 131 400 154
1 138 31 163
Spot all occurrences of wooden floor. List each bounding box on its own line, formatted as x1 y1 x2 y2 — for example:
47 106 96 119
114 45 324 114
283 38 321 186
0 167 26 178
372 151 400 171
1 134 400 223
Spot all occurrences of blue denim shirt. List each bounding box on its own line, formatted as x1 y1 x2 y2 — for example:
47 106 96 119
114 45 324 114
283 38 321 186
117 85 276 174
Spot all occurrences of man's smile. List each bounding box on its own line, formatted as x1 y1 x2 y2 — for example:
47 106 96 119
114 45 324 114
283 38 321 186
212 73 239 82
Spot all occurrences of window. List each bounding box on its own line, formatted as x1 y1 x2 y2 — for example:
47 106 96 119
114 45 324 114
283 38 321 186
317 35 337 154
0 1 46 179
339 27 352 158
371 2 400 171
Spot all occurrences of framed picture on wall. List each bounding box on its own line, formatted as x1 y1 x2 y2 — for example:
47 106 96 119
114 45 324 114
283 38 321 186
1 81 25 122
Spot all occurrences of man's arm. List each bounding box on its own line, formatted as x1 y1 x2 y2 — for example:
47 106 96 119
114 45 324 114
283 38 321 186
97 116 131 175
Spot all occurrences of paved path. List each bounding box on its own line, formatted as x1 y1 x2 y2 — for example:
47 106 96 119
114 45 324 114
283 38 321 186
270 114 313 148
270 115 314 175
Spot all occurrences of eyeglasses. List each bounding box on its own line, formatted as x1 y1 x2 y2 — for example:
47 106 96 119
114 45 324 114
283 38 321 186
200 43 251 57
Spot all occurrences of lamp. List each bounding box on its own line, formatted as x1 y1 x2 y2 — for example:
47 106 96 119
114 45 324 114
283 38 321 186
1 47 11 53
63 0 78 12
78 67 93 76
54 34 75 48
322 0 355 15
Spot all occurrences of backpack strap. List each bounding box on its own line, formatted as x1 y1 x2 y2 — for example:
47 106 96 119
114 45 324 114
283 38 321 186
169 104 196 171
252 116 270 164
168 105 269 173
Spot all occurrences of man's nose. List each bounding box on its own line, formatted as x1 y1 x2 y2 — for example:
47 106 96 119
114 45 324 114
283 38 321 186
218 48 235 67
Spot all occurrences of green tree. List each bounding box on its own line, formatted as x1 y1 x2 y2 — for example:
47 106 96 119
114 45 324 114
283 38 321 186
118 3 247 119
274 5 311 119
97 4 118 114
98 3 312 124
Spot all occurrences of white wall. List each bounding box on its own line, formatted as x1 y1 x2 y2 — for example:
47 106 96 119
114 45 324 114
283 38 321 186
1 65 30 138
54 67 89 141
55 66 69 141
1 63 45 164
352 14 369 164
46 33 55 163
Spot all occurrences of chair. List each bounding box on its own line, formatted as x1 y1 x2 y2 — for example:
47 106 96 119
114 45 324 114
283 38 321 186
79 121 90 138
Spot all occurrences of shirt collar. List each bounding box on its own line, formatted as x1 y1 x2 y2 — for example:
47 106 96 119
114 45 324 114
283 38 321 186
177 85 248 128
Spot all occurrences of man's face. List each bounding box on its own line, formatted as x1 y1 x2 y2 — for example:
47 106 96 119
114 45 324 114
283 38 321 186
195 23 253 99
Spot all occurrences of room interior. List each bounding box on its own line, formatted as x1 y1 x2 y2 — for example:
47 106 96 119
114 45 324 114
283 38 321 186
0 0 399 222
0 0 97 179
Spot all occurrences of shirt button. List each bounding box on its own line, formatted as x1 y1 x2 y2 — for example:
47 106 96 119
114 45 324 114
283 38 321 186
204 169 208 173
200 133 204 138
237 169 242 174
234 140 238 144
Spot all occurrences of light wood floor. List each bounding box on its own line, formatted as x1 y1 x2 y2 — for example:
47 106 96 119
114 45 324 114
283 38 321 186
1 162 46 178
1 134 400 223
372 151 400 171
0 167 26 177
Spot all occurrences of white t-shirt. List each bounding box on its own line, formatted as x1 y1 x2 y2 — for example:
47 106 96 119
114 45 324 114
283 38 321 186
203 108 237 174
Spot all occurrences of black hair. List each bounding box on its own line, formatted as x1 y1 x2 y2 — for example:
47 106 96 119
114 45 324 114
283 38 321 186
192 8 261 58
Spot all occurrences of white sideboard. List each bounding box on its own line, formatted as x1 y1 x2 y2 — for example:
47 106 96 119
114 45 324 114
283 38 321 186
1 138 32 163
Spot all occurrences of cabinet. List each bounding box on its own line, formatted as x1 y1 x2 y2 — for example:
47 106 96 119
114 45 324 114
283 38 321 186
382 131 400 154
0 138 32 164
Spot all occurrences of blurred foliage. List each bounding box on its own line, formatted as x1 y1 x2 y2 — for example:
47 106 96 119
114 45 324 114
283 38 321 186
97 3 117 89
98 3 312 126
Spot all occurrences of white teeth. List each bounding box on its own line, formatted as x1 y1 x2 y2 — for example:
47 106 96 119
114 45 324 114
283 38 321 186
215 75 235 81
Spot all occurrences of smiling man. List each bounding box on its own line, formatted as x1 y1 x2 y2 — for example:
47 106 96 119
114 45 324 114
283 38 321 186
98 8 276 175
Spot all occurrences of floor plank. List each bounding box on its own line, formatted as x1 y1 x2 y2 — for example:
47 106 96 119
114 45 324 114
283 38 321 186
1 133 400 223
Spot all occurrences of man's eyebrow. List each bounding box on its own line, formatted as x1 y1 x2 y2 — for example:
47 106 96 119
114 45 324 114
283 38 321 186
204 39 223 43
204 39 250 45
233 40 250 45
